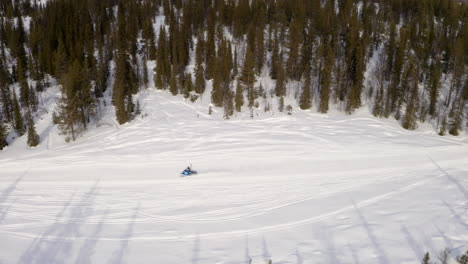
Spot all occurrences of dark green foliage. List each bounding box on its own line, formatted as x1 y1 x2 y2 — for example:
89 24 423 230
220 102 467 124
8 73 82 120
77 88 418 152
194 36 205 94
55 60 95 141
439 118 447 136
0 121 7 150
135 101 141 116
12 91 24 136
169 71 178 96
235 81 244 112
113 2 137 125
155 27 170 90
275 53 285 97
299 66 312 110
0 0 465 142
278 96 284 112
319 42 334 114
240 44 256 109
0 73 13 122
457 251 468 264
286 19 302 81
223 84 234 119
27 115 40 147
428 62 441 117
422 252 430 264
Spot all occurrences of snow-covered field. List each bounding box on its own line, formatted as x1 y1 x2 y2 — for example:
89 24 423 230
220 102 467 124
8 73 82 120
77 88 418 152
1 89 467 264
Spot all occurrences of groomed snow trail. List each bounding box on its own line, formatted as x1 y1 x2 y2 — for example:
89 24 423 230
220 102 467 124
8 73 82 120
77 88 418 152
1 90 467 264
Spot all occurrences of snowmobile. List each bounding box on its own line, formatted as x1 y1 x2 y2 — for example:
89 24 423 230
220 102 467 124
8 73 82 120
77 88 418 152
180 165 198 176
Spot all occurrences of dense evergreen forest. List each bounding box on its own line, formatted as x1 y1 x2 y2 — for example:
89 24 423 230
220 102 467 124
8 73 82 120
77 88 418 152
0 0 467 146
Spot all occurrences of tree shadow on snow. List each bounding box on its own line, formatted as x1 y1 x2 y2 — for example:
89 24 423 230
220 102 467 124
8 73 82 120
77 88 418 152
74 208 109 264
107 203 139 264
441 200 468 230
400 225 424 261
428 157 468 201
352 200 390 264
0 170 27 223
18 180 99 264
347 243 361 264
192 233 200 264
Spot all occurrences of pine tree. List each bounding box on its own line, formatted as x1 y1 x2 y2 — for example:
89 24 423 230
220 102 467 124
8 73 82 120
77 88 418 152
0 120 7 150
235 80 244 112
17 61 30 108
422 252 430 264
287 19 302 80
194 36 205 94
26 115 40 147
299 65 312 110
255 7 266 74
12 91 25 136
0 75 13 122
278 96 284 112
439 117 447 136
402 79 419 130
240 45 256 108
169 70 178 96
275 52 285 97
211 54 224 107
28 86 38 112
270 38 279 79
155 27 170 90
448 100 463 136
135 100 141 116
182 73 193 98
223 84 234 119
428 62 441 117
319 43 334 113
55 60 95 141
457 251 468 264
205 8 216 79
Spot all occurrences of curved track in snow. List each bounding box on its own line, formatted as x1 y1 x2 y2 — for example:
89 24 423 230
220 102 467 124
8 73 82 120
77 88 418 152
1 90 467 264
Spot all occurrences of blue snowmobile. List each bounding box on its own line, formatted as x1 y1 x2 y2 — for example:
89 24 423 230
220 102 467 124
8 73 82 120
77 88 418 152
180 165 197 176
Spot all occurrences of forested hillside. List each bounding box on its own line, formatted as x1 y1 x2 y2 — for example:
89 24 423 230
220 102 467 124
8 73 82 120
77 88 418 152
0 0 467 147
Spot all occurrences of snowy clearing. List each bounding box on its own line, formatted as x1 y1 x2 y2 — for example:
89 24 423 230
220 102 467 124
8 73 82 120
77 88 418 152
1 89 468 264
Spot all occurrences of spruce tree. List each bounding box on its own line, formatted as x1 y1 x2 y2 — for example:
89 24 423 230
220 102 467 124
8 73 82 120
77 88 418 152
428 62 441 117
457 251 468 264
255 9 265 74
439 118 447 136
55 60 95 141
27 115 40 147
422 252 430 264
239 45 256 108
275 52 285 97
155 27 169 90
194 36 205 94
17 61 30 108
223 84 234 119
319 43 334 114
402 79 419 130
235 80 244 112
205 9 216 80
0 121 7 150
270 38 279 79
299 65 312 110
169 70 178 96
12 91 25 136
287 19 302 81
0 79 13 122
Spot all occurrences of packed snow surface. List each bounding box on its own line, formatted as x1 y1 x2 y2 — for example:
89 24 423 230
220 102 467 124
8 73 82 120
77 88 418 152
1 89 467 264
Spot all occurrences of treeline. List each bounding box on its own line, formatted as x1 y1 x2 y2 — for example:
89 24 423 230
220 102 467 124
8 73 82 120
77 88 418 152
0 0 467 146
